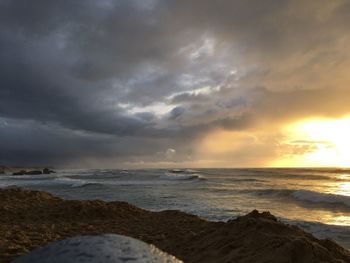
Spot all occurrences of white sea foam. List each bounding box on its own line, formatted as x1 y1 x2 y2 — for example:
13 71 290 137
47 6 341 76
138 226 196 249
54 175 203 188
160 172 204 181
53 177 89 187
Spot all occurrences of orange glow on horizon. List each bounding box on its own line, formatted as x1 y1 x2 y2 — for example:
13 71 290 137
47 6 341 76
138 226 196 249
196 116 350 168
272 116 350 168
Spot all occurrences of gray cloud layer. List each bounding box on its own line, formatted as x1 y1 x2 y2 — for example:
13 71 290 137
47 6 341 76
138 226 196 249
1 0 349 167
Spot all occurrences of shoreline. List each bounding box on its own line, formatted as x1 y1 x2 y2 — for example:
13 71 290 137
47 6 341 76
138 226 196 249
1 187 350 263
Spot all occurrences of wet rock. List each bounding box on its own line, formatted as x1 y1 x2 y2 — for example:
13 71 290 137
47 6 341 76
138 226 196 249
13 234 182 263
42 168 55 174
12 170 26 176
24 170 42 175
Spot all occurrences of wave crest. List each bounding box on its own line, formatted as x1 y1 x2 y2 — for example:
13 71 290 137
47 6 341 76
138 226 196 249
248 188 350 209
160 172 205 181
292 190 350 207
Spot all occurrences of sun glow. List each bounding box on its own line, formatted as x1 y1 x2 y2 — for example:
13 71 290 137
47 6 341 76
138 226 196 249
274 117 350 167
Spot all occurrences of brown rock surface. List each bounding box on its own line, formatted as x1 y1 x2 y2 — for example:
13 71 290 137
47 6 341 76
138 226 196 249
0 187 349 263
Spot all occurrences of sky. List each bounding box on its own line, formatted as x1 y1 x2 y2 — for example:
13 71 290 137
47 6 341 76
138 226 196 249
1 0 350 168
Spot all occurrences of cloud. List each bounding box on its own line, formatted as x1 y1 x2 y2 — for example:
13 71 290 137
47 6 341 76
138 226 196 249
165 148 176 159
1 0 350 166
169 106 185 120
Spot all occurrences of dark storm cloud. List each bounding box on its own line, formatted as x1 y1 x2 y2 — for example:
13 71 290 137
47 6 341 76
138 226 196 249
1 0 350 166
169 106 185 120
0 117 197 166
0 1 166 137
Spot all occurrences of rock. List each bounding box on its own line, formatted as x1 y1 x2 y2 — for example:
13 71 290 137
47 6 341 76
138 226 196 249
12 168 55 175
12 170 26 176
13 234 182 263
233 209 278 222
42 168 55 174
24 170 42 175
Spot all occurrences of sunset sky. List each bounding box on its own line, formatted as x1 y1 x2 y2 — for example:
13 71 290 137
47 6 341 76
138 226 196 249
1 0 350 168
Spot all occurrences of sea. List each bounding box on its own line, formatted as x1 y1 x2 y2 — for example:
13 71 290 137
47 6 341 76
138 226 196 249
1 168 350 249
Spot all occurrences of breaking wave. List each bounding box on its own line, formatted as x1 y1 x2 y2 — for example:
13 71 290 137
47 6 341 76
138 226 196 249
160 172 205 181
248 188 350 209
292 190 350 207
53 177 90 187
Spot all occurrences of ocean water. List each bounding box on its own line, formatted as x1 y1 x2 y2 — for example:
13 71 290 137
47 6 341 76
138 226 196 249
1 168 350 249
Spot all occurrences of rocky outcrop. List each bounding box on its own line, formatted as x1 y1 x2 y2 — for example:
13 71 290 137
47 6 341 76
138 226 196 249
0 187 349 263
186 210 350 263
42 168 55 174
24 170 43 175
12 170 27 175
12 168 55 175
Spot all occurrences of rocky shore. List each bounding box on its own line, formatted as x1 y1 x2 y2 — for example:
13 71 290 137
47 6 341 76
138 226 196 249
0 166 55 175
1 187 349 263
